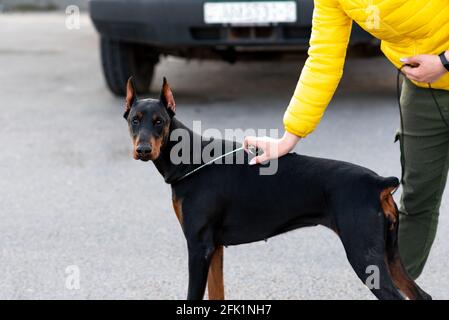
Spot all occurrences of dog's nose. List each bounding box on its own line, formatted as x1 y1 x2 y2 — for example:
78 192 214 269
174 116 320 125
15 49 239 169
136 145 152 156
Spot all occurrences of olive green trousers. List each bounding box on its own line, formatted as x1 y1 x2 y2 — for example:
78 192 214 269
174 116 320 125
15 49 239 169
398 77 449 279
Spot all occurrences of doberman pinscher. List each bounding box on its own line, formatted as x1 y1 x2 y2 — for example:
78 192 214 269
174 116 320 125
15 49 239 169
123 77 431 300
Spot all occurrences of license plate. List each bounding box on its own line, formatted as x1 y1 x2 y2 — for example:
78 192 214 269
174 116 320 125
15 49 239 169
204 1 297 25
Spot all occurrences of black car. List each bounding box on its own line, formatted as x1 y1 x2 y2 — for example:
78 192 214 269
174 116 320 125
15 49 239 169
89 0 375 96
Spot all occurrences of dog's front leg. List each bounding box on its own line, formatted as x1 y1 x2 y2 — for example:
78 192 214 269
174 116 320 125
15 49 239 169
187 245 213 300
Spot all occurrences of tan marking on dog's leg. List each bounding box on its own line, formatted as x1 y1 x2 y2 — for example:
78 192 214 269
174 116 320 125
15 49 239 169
388 256 419 300
207 246 225 300
380 187 397 230
381 187 423 299
172 198 183 226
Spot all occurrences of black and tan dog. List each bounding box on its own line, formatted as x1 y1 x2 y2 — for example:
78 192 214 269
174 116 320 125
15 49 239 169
124 77 431 300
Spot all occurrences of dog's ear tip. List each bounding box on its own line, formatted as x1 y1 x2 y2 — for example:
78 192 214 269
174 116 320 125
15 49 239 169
126 77 136 97
160 76 175 116
162 77 168 86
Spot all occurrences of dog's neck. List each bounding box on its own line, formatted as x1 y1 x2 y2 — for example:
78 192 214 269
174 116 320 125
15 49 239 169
152 118 208 184
153 117 241 184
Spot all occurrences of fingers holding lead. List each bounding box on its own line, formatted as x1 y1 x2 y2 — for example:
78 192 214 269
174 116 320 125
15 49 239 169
243 136 257 152
400 56 422 66
401 66 422 82
249 154 268 166
244 136 267 155
244 136 269 165
400 56 423 81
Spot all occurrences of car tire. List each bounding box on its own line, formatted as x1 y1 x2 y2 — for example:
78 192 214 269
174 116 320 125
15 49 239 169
100 37 159 96
350 40 382 57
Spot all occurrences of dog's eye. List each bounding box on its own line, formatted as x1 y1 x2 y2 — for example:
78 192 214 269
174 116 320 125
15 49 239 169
132 118 139 125
155 119 163 126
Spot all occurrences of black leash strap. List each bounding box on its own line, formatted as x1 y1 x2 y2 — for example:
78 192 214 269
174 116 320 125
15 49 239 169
396 67 406 187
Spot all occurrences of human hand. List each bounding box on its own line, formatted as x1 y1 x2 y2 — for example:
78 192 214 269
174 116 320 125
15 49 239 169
400 53 448 83
244 131 301 165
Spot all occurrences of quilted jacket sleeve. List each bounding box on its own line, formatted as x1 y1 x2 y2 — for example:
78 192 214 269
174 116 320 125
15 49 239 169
283 0 353 137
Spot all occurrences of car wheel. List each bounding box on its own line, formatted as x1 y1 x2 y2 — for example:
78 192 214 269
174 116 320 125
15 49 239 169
350 40 382 57
100 37 159 96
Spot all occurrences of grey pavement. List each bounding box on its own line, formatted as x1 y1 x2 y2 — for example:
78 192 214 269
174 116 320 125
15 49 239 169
0 0 88 11
0 13 447 299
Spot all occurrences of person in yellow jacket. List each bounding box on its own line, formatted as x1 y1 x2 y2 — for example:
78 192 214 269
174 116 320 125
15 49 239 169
245 0 449 279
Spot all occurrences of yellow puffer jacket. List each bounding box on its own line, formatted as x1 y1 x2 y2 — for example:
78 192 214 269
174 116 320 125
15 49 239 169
284 0 449 137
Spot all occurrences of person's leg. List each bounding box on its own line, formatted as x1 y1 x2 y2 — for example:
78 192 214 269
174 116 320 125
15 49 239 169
398 78 449 280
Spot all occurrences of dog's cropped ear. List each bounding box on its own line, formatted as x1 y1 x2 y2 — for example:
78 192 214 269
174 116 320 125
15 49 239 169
124 77 136 119
160 77 176 117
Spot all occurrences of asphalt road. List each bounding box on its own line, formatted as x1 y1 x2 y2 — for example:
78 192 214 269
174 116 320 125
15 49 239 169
0 13 447 299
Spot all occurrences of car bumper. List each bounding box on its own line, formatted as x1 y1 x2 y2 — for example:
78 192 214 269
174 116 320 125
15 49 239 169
89 0 370 47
